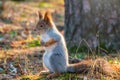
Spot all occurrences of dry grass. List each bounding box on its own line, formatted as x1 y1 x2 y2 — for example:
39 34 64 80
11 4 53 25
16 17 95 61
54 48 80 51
0 0 120 80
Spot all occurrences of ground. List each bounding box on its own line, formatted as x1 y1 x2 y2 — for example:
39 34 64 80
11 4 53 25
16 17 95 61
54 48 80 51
0 0 120 80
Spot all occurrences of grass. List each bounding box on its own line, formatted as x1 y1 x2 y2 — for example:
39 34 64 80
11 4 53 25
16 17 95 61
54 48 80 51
0 0 120 80
38 2 54 8
21 73 84 80
17 44 120 80
0 34 4 38
0 28 120 80
20 13 27 18
27 40 41 47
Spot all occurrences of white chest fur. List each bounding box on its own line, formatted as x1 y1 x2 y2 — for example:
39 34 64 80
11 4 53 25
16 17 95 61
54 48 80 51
41 33 51 42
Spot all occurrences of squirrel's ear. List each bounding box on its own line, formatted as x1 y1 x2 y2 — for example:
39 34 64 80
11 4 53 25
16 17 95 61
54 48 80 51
44 11 52 26
38 11 43 20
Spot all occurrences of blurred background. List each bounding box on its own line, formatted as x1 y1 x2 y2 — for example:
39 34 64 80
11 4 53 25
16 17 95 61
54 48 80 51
1 0 120 53
0 0 64 28
0 0 64 49
0 0 65 79
0 0 120 80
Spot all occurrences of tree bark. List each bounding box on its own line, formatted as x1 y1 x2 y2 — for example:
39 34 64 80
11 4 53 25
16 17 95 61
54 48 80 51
64 0 120 51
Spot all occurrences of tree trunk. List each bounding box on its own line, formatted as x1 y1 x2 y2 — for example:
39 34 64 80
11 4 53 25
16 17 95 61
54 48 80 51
64 0 120 52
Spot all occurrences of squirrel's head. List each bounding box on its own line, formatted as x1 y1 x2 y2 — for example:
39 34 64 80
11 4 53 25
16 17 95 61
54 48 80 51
34 11 53 34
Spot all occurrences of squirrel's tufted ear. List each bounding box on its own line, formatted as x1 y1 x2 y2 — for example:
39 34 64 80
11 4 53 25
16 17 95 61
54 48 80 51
38 11 43 20
44 11 52 26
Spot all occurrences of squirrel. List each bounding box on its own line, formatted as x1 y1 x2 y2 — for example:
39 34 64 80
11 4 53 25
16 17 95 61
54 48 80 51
34 11 120 78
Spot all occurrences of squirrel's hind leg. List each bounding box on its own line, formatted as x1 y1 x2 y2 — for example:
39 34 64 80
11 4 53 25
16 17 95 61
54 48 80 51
40 70 50 75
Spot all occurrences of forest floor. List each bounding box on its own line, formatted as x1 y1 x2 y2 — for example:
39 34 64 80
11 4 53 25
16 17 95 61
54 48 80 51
0 0 120 80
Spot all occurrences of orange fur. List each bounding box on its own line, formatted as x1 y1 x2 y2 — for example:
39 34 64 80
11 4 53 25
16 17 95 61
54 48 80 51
44 11 53 27
42 39 57 47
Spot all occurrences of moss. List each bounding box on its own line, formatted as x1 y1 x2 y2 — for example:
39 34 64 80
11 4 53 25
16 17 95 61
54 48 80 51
27 40 41 47
11 0 27 2
99 42 116 53
9 30 17 38
20 78 31 80
21 13 27 18
37 2 54 8
68 46 88 53
67 46 91 59
68 41 118 56
0 34 3 38
37 73 84 80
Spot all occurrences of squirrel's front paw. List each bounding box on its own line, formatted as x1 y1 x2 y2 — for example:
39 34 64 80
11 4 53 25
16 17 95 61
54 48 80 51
41 41 49 47
41 41 45 46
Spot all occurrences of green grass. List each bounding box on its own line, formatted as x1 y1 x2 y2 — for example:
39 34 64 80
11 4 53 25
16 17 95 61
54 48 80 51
0 34 3 38
27 40 41 47
21 73 84 80
9 30 17 38
38 2 54 8
21 13 27 18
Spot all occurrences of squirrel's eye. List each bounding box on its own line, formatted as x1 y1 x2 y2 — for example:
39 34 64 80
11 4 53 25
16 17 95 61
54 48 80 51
40 25 43 27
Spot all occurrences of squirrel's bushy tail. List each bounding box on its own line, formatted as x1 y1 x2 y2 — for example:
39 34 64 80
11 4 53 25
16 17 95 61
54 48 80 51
67 59 120 76
67 59 93 73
